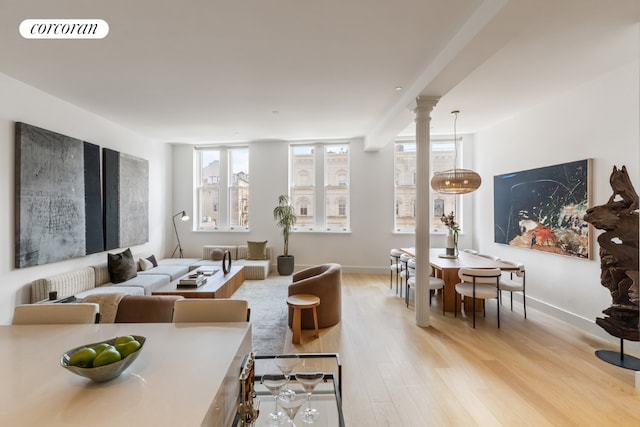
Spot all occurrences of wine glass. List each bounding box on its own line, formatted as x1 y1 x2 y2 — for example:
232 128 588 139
276 389 307 426
260 373 287 426
274 354 300 381
294 371 324 423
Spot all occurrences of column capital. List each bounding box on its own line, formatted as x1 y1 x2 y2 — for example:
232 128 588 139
413 96 440 115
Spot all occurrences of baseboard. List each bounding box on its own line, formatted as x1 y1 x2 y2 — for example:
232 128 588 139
522 295 639 353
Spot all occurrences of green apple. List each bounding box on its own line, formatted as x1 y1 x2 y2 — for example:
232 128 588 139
92 346 122 367
115 340 141 358
68 347 97 368
114 335 136 345
91 343 110 354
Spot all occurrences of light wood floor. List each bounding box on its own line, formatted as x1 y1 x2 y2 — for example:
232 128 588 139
282 273 640 427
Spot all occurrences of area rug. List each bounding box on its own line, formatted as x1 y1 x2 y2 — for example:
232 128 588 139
231 274 291 355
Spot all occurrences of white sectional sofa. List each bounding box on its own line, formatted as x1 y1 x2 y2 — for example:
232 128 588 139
194 244 273 280
29 257 202 303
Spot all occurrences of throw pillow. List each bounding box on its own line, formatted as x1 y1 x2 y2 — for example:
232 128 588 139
146 254 158 267
210 248 225 261
108 248 137 283
247 241 268 260
139 257 153 271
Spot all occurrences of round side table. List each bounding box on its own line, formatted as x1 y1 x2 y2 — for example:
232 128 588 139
286 294 320 344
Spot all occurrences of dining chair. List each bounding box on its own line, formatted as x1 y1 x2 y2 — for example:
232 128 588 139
172 298 250 322
405 258 416 306
499 261 526 318
405 262 446 314
389 249 404 294
12 303 100 325
454 268 501 328
398 253 412 298
114 295 185 323
477 253 501 261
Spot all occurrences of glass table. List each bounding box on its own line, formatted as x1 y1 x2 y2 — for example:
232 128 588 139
234 353 345 427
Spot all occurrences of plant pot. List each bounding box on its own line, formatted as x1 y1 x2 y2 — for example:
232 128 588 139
277 255 295 276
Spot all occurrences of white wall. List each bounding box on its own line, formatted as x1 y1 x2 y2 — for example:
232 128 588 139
473 57 640 348
173 137 427 272
0 73 172 324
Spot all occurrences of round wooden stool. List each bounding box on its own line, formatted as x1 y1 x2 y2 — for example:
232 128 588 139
286 294 320 344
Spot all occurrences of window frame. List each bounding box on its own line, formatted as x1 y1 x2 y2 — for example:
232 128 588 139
393 137 464 234
289 141 351 233
194 145 250 232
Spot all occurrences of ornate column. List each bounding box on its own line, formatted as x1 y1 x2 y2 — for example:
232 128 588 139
413 96 439 327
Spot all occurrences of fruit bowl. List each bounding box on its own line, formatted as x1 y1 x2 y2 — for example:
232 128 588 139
60 335 146 382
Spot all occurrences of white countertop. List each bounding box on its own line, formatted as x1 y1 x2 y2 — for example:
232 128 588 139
0 322 252 427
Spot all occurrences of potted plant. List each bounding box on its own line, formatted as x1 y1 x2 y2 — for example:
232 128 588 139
273 194 297 275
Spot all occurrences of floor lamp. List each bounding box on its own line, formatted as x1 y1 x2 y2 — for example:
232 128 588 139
171 211 190 258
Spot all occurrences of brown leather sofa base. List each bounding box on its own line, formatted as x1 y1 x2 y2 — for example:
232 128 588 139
114 295 184 323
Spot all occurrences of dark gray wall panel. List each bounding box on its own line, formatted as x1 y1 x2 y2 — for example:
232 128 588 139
15 122 86 267
84 141 104 254
103 148 120 250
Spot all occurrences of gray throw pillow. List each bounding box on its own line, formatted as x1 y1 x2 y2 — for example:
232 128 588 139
108 248 137 283
210 248 225 261
146 254 158 267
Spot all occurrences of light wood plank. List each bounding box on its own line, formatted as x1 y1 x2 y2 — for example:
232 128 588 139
283 273 640 426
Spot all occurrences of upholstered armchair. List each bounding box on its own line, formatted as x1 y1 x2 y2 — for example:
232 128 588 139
288 263 342 329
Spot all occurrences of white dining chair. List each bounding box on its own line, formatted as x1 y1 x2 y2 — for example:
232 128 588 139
477 253 501 261
172 298 250 322
499 261 526 318
12 303 100 325
455 268 501 328
405 258 416 306
398 253 412 298
389 249 404 293
405 262 446 314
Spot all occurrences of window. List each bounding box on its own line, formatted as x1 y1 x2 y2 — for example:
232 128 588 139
290 146 315 229
393 138 458 233
195 146 249 231
290 142 350 231
325 144 350 230
299 198 309 216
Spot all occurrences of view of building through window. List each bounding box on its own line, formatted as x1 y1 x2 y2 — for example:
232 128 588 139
196 146 249 230
394 139 458 233
290 143 350 231
290 145 315 229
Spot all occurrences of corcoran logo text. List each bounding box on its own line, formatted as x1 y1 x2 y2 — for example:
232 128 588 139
19 19 109 39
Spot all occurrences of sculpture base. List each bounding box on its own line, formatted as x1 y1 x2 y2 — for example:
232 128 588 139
595 350 640 371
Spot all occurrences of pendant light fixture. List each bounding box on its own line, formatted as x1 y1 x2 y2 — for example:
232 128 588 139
430 110 481 194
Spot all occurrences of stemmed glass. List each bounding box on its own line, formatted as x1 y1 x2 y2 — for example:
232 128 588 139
260 373 288 426
294 371 324 423
274 354 300 381
276 389 307 426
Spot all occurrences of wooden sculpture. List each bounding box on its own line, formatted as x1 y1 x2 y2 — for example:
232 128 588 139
584 165 639 341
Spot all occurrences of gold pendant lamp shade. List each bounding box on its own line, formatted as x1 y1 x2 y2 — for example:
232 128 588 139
431 110 481 194
430 168 481 194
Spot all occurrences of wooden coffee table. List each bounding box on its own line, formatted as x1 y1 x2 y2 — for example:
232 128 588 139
152 266 245 299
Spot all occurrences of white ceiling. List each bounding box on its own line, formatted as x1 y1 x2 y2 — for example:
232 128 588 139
0 0 638 150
